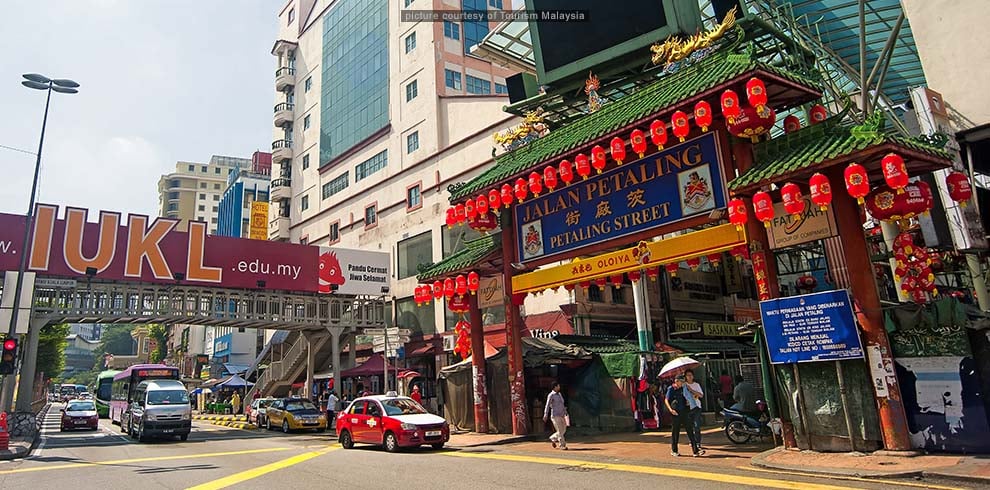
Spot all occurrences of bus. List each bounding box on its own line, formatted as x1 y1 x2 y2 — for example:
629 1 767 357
110 364 180 425
95 370 120 418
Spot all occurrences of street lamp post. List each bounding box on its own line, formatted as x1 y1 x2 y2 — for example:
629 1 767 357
0 74 78 414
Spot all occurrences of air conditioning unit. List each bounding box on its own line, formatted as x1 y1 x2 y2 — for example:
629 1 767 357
442 335 456 352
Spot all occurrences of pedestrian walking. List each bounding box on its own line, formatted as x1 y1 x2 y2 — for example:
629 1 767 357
665 374 700 457
543 382 568 450
326 391 339 427
231 391 241 415
683 370 705 455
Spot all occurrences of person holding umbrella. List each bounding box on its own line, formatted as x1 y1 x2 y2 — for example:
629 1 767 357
664 374 700 457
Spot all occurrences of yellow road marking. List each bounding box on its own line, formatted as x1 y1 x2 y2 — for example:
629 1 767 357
0 447 293 475
186 446 339 490
446 451 862 490
739 465 964 490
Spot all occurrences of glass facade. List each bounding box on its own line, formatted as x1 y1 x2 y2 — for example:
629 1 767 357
466 75 491 94
397 232 431 279
320 0 389 166
462 0 489 54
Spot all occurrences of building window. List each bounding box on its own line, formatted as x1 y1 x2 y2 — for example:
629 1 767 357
463 0 489 54
288 7 295 24
212 206 218 212
300 237 309 246
588 285 604 302
443 220 483 256
329 221 340 243
211 217 218 224
188 165 195 172
397 296 435 336
405 80 418 102
199 182 206 188
304 76 312 92
167 203 178 212
215 167 221 174
199 193 206 200
466 75 492 94
168 192 179 199
322 172 349 199
406 132 419 154
495 83 508 94
213 195 219 201
301 195 309 211
198 205 205 212
201 166 208 173
304 114 311 130
611 286 626 304
443 20 460 40
444 69 462 90
489 0 502 7
364 204 377 228
354 150 387 182
302 154 310 170
214 183 220 189
397 232 431 279
404 32 416 53
406 184 422 210
404 0 413 6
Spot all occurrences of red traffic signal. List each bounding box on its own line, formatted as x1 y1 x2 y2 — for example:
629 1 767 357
0 337 16 374
2 339 15 351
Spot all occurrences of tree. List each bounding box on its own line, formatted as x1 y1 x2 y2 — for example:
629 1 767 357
99 325 136 356
36 323 70 381
63 369 97 389
147 324 168 364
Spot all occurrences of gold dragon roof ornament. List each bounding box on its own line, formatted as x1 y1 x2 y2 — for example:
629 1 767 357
585 72 604 113
492 107 550 152
650 6 737 67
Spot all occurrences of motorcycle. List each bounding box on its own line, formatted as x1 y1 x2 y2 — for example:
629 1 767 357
722 399 772 444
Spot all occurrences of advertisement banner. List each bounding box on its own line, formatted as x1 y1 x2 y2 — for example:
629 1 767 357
767 200 838 249
0 205 319 292
760 289 864 364
249 201 269 240
514 132 726 262
317 246 390 295
477 276 504 310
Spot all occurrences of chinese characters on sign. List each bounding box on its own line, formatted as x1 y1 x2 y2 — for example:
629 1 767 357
760 289 864 364
514 133 726 262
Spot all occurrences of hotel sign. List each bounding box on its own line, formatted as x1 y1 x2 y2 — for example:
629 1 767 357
514 133 726 262
249 201 269 240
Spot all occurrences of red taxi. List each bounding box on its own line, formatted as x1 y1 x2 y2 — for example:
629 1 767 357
336 393 449 452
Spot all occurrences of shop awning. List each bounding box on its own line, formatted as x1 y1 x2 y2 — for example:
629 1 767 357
339 353 399 378
484 311 573 348
664 339 756 355
215 374 253 388
417 232 501 282
223 363 249 375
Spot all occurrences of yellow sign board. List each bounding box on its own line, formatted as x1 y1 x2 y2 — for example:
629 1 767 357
511 223 747 294
249 201 269 240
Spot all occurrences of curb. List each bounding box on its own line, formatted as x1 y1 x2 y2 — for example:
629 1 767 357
0 440 30 460
449 434 540 448
922 470 990 486
751 447 922 480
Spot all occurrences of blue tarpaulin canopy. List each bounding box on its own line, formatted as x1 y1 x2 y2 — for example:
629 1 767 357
215 374 253 388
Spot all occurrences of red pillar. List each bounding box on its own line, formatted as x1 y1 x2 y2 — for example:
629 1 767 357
468 293 489 433
828 166 912 451
500 210 529 435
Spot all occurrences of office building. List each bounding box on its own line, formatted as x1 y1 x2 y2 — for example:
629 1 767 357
157 154 253 232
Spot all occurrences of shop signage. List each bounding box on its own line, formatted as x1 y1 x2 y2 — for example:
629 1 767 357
0 204 319 292
752 251 771 301
512 223 746 294
733 306 761 324
702 322 745 337
214 334 231 355
667 269 724 312
671 319 702 336
514 132 726 262
767 200 837 249
317 247 390 295
530 329 559 339
760 289 864 364
478 276 504 310
249 201 269 240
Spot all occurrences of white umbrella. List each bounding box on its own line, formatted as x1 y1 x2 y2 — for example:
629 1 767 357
658 356 700 379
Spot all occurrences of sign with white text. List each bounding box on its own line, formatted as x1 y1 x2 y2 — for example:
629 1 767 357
318 247 390 295
760 289 864 364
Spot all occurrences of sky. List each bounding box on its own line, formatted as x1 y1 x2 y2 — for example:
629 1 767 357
0 0 276 218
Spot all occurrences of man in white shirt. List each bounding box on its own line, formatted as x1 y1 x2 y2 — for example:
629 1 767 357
543 382 568 450
683 369 705 455
326 391 339 428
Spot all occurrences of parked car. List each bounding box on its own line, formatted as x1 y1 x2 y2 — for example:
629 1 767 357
336 394 449 452
61 399 99 431
265 398 326 433
247 397 276 427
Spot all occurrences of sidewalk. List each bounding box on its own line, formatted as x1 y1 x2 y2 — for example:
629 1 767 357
753 447 990 484
0 436 32 461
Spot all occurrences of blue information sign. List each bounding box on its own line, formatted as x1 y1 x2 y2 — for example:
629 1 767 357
514 132 726 262
760 289 864 364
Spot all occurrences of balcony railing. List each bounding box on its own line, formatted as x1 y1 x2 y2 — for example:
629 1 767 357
275 66 295 78
274 102 294 113
271 177 292 188
271 139 292 150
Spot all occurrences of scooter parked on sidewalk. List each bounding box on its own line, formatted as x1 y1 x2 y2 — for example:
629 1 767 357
722 400 771 444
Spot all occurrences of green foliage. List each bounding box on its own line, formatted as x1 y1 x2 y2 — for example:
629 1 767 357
37 323 70 381
99 325 136 356
63 369 97 389
148 324 168 364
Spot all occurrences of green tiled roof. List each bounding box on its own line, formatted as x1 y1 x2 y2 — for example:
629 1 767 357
728 112 953 192
554 335 643 354
416 232 501 282
449 47 823 202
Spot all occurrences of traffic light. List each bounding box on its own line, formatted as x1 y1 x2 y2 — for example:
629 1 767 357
0 337 17 375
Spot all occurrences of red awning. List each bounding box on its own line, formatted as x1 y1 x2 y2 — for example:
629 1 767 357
484 311 573 348
339 353 399 377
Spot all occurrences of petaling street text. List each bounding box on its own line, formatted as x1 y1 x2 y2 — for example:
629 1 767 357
549 202 672 248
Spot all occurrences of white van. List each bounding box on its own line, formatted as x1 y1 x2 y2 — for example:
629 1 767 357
126 379 192 442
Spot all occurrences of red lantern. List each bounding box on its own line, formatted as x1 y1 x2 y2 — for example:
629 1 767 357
721 89 741 124
646 267 660 281
455 274 468 296
500 184 513 208
865 183 933 222
594 277 607 289
946 171 973 207
672 110 690 142
543 166 558 191
727 105 776 143
727 197 748 231
591 145 607 174
665 262 679 277
514 178 528 203
745 77 768 113
610 274 623 289
469 211 497 232
528 171 542 197
455 203 466 225
844 163 870 205
916 180 934 214
795 274 817 291
730 244 749 261
445 207 456 228
628 270 642 283
630 129 647 158
809 104 828 124
752 191 774 228
578 280 591 291
686 257 701 271
809 173 832 211
414 285 424 305
780 182 806 221
707 253 722 268
783 114 801 133
575 154 591 180
467 271 480 294
649 120 668 149
433 280 443 300
559 160 574 185
564 283 575 292
443 278 456 299
694 100 713 132
465 199 476 220
488 189 501 210
610 137 626 165
476 195 489 215
448 294 470 314
882 153 909 194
